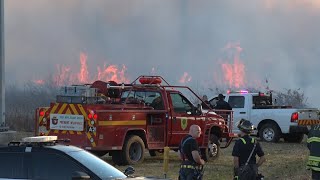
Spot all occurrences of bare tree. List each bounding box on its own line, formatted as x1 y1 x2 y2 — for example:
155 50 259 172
272 88 308 108
6 79 57 131
5 76 309 132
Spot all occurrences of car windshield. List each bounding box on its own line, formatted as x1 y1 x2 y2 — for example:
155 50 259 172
68 150 127 180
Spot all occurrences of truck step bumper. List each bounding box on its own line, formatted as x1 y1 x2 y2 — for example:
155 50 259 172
289 126 309 134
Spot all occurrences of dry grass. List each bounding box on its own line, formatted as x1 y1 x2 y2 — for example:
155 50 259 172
106 138 312 180
7 132 312 180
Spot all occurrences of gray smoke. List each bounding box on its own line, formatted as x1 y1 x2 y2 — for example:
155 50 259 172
5 0 320 106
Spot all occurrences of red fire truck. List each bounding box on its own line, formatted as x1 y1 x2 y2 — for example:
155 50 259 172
35 75 237 165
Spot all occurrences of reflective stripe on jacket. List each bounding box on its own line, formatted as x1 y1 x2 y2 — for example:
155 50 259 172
240 137 255 144
307 124 320 171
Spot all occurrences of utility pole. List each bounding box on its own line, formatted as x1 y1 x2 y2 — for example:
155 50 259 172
0 0 7 131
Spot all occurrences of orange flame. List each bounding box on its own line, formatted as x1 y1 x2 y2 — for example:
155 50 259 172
33 79 45 85
179 72 192 84
221 42 245 88
54 64 76 86
77 52 89 83
96 64 129 83
39 52 130 86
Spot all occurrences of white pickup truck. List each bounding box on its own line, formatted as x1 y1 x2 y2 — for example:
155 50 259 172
207 91 319 143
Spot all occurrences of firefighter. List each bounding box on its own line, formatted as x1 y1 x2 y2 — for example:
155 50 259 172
213 94 232 110
213 94 232 123
179 125 205 180
306 124 320 180
232 119 266 180
201 95 210 110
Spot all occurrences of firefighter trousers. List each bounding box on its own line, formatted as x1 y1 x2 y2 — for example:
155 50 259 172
312 170 320 180
179 168 202 180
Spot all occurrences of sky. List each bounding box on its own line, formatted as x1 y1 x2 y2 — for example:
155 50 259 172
4 0 320 106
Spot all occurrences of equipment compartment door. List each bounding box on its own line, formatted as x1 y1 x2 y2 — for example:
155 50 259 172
146 113 166 149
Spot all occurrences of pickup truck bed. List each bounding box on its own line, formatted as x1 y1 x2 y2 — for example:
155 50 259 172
208 92 319 143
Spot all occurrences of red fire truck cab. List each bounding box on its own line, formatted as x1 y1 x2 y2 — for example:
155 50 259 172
35 75 237 165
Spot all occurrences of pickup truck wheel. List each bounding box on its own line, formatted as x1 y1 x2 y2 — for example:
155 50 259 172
201 134 220 161
259 123 280 142
284 133 304 143
122 135 145 165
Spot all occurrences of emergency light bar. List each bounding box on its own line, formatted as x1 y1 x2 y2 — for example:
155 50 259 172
139 77 162 84
227 90 249 94
23 136 58 143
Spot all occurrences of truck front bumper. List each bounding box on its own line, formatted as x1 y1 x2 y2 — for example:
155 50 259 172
289 125 309 134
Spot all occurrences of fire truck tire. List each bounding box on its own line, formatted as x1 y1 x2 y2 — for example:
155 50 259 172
283 133 304 143
259 123 281 142
122 135 145 165
201 134 220 161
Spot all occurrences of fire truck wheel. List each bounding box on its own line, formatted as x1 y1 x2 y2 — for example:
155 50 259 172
122 135 145 165
283 133 304 143
201 134 220 161
259 123 281 142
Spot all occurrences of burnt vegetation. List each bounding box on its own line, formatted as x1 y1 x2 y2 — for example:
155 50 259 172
6 80 57 131
5 79 309 131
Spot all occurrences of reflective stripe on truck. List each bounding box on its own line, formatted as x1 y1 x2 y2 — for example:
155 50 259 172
298 120 320 125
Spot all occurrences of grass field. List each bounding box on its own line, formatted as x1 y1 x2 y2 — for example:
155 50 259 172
107 138 312 180
8 132 312 180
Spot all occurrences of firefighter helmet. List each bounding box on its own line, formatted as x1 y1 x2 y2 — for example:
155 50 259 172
237 119 254 133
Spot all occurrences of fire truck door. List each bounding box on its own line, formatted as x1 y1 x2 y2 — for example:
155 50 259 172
168 93 196 145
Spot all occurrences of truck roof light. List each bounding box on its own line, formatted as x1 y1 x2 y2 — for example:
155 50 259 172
228 90 249 94
239 90 249 94
139 77 162 84
23 136 58 143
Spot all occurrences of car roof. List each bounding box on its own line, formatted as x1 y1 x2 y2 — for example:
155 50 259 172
47 144 83 153
0 142 82 154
